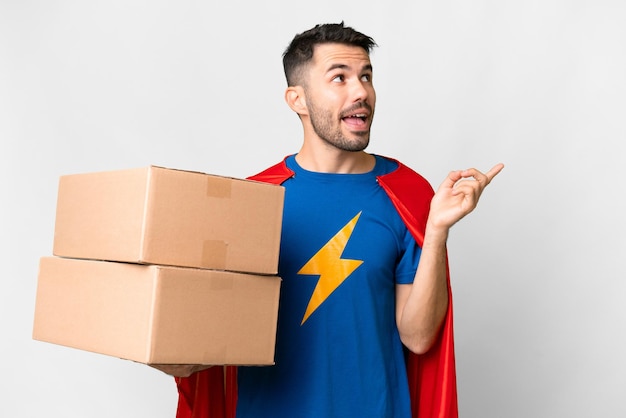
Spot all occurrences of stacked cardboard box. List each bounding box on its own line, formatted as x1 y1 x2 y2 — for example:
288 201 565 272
33 166 284 366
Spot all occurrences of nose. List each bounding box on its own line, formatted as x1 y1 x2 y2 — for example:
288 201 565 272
349 78 370 103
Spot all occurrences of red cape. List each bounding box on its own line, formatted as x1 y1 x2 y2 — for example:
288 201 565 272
175 157 458 418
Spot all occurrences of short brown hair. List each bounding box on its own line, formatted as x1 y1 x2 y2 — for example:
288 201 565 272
282 22 377 86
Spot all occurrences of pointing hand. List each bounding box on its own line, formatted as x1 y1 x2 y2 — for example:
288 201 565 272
428 163 504 232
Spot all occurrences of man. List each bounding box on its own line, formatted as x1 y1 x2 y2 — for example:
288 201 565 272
173 22 503 418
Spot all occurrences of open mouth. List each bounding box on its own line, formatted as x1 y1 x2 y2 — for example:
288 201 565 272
344 113 367 121
341 112 369 128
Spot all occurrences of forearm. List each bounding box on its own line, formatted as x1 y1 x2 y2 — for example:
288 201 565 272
397 224 449 354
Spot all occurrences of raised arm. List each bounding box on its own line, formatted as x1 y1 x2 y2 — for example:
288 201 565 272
396 164 504 354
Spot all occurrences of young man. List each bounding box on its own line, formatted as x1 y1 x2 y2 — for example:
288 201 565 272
173 22 503 418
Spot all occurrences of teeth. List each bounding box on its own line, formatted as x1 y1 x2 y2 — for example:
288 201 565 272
343 113 367 120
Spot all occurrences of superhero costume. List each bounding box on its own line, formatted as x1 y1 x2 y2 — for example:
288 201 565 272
175 156 458 418
237 155 421 417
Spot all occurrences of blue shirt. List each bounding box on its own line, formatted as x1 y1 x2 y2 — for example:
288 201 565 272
236 155 421 418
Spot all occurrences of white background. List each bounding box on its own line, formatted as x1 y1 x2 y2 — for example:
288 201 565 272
2 1 625 417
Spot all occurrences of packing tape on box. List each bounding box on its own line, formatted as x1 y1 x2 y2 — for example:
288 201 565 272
202 240 228 269
206 177 232 198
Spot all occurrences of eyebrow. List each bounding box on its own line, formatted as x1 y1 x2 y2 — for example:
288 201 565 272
326 63 373 73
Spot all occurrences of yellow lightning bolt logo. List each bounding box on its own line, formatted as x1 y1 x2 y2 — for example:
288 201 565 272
298 212 364 325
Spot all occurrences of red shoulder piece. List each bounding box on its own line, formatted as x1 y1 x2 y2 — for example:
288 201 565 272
377 158 458 418
176 157 457 418
247 157 295 185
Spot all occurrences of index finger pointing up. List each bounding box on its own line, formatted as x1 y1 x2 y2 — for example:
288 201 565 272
485 163 505 183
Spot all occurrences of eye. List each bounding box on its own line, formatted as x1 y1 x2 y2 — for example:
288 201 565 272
331 74 345 83
361 74 372 82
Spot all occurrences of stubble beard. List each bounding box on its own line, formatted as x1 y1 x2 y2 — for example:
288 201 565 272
307 99 372 152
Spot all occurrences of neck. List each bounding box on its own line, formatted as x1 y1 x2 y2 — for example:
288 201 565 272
295 144 375 174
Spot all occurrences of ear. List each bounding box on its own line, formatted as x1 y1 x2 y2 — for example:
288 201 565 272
285 86 308 116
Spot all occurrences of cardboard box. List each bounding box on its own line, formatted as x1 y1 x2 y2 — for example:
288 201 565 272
33 257 281 365
52 166 284 274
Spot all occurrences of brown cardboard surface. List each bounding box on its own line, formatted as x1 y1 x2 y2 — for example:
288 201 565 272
32 257 281 365
52 166 284 274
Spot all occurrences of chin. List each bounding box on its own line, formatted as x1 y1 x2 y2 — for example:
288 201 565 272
341 140 369 152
